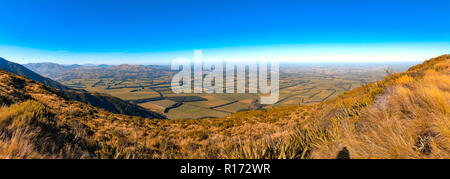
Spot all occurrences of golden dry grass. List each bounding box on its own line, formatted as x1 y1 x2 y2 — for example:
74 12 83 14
0 55 448 159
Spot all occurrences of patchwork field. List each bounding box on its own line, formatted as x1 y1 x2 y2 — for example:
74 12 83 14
52 63 415 119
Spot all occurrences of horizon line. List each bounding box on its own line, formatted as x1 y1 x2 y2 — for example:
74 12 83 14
0 42 448 65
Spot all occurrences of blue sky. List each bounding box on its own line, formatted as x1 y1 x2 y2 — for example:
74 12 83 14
0 0 449 64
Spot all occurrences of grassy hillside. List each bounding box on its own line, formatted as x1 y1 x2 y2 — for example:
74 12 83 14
0 55 448 158
0 57 165 119
0 57 71 90
0 69 171 158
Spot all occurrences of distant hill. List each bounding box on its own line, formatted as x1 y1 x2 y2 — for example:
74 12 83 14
23 62 171 81
0 55 448 159
0 70 164 158
1 57 166 119
97 64 112 68
59 90 166 119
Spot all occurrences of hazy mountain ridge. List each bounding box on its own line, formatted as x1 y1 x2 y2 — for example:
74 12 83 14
24 62 79 75
24 62 111 79
25 62 171 81
0 70 163 158
24 61 407 119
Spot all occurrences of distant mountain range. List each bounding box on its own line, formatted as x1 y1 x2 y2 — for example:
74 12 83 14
0 57 166 119
24 62 166 72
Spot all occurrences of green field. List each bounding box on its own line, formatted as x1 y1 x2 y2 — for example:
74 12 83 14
56 63 411 119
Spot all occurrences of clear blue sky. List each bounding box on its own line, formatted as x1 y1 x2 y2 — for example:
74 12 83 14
0 0 449 64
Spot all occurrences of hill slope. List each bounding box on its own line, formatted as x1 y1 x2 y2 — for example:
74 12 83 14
59 90 166 119
23 62 80 78
0 55 449 159
0 58 71 90
0 57 165 119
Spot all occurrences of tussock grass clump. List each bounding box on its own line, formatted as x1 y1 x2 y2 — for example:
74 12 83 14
0 100 94 158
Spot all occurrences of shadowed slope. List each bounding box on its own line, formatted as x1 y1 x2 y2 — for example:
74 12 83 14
0 70 164 158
